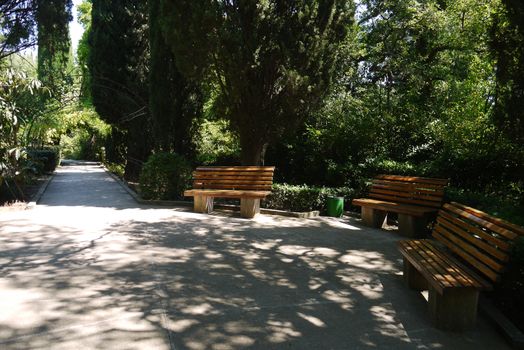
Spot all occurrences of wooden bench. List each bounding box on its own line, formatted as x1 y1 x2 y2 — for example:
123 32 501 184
352 175 449 236
184 166 275 218
398 202 524 331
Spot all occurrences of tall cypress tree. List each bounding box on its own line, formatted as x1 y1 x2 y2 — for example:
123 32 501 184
36 0 73 90
149 0 202 158
89 0 152 180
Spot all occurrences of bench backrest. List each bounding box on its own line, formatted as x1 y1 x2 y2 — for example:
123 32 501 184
433 202 524 283
369 174 449 208
192 166 275 191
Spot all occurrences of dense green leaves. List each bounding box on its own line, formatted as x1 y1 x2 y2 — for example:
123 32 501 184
159 0 355 164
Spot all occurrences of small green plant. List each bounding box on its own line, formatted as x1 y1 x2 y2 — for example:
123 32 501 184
138 152 192 200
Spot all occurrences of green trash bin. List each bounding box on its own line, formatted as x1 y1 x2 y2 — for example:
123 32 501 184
326 196 344 217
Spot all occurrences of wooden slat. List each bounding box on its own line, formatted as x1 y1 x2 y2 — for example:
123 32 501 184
193 184 271 190
438 210 511 252
184 189 271 198
400 239 492 292
369 193 442 208
399 240 454 293
352 198 436 216
451 202 524 237
372 179 447 191
194 177 273 183
422 240 492 290
436 216 508 264
400 239 484 291
194 171 274 177
375 174 449 186
443 203 518 241
372 182 445 196
433 229 500 282
419 241 478 289
370 187 443 202
196 166 275 171
193 179 272 187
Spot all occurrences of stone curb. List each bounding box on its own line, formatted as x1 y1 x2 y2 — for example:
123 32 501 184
479 296 524 349
26 172 55 208
100 164 320 218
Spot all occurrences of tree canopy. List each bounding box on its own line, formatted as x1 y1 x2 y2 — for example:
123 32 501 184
159 0 355 164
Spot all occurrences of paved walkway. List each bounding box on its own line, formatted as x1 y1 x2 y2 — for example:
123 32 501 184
0 164 511 349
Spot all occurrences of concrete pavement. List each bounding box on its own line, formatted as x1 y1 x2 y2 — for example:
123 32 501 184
0 164 511 349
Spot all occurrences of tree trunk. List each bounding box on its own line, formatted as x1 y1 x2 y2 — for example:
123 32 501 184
239 135 267 166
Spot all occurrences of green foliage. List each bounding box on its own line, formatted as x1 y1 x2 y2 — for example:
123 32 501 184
58 106 110 161
0 1 36 60
36 0 73 91
195 119 240 165
446 186 524 226
27 148 60 173
89 0 152 180
104 162 125 179
264 183 356 213
138 152 192 200
76 0 92 102
149 0 202 158
159 0 355 164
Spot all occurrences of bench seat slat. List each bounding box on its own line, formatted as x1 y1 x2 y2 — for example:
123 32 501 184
372 180 446 192
195 166 275 171
193 186 272 190
351 198 438 216
370 188 443 202
184 189 271 199
368 193 442 208
399 240 491 293
400 240 455 293
399 240 482 292
420 240 491 289
375 175 449 186
194 170 274 176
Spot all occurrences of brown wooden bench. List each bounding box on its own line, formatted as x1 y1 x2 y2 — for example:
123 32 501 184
352 175 449 236
184 166 275 218
398 202 524 331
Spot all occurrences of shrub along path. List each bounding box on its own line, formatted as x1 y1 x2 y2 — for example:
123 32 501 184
0 164 511 349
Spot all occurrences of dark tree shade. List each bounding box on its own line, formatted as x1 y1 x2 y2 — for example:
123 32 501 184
149 0 202 159
159 0 354 165
89 0 152 180
491 0 524 145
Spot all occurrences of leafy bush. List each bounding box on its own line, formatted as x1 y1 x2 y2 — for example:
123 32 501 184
26 148 60 173
138 152 192 200
263 183 356 212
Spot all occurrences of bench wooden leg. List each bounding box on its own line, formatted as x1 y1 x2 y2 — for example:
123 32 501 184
428 286 479 331
398 214 427 237
361 207 387 228
403 257 428 291
240 198 260 218
194 195 214 214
